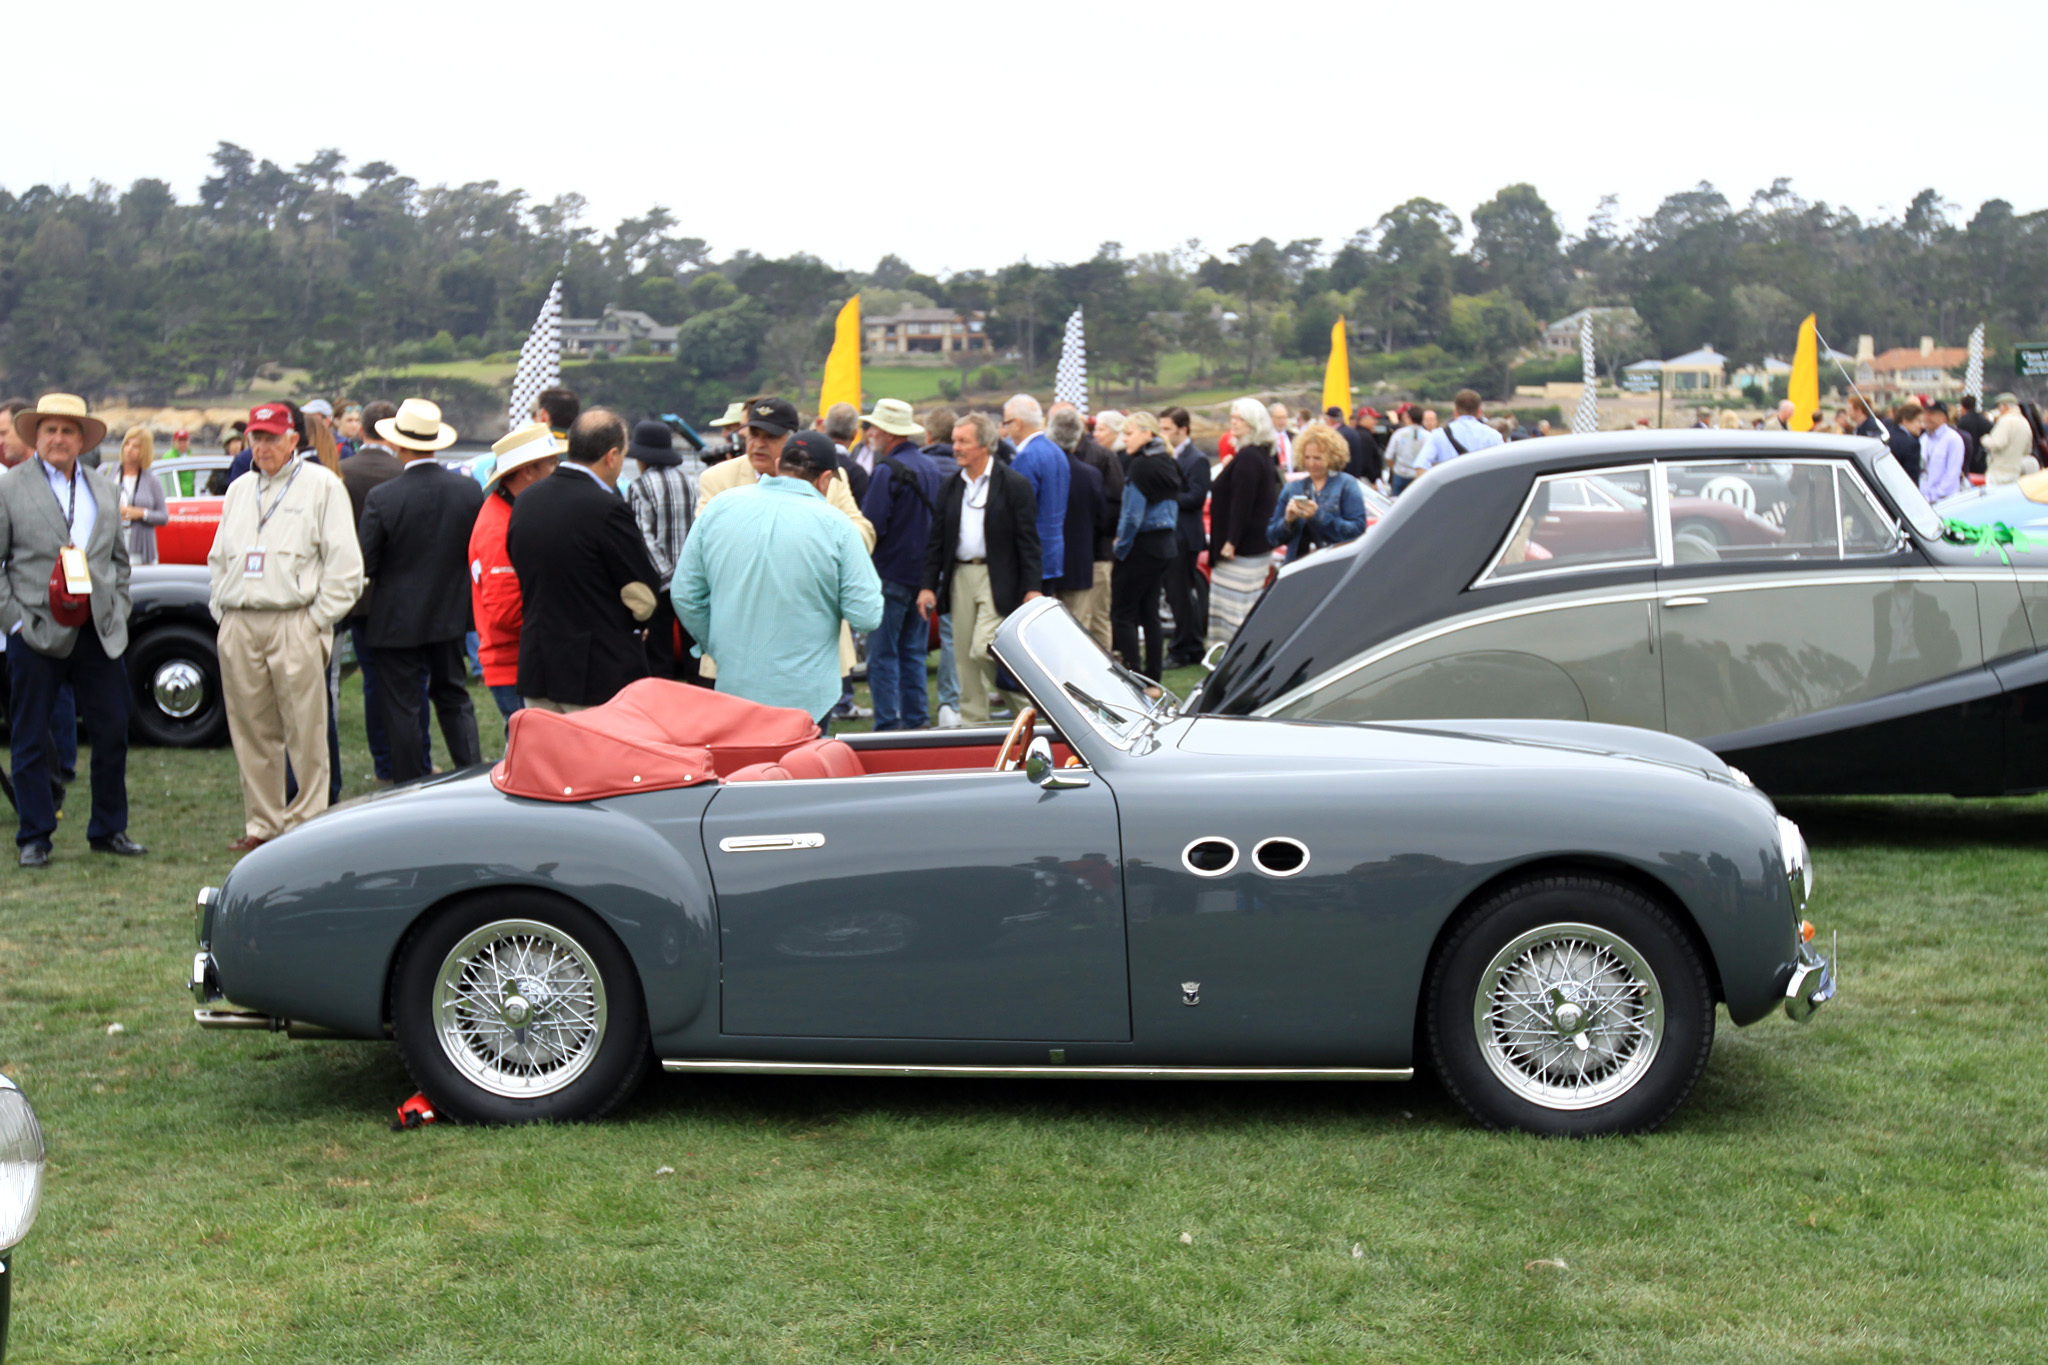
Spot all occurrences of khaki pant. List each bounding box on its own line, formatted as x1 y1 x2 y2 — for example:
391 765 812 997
950 563 1008 725
1059 560 1113 654
219 608 331 841
521 697 592 714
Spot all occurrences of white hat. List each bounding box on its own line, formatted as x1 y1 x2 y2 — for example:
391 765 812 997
484 422 564 489
860 397 923 438
375 397 459 451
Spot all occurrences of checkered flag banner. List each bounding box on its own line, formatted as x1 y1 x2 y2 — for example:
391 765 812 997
1054 308 1087 417
1572 312 1599 434
509 279 563 429
1966 322 1985 402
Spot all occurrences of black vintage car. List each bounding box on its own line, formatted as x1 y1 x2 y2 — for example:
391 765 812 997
0 564 225 750
1200 431 2048 797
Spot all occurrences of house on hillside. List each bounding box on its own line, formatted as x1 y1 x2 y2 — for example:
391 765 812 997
863 308 989 358
1854 335 1968 399
1732 356 1793 394
1659 346 1728 393
560 306 682 358
1541 305 1640 352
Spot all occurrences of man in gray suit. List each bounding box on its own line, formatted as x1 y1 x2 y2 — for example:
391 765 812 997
0 394 144 866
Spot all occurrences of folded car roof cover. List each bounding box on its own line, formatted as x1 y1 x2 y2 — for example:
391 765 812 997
490 680 817 801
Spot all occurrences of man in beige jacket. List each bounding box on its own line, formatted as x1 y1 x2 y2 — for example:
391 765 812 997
1982 393 2039 486
207 403 364 851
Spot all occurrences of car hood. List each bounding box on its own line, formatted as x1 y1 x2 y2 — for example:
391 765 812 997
1174 714 1741 783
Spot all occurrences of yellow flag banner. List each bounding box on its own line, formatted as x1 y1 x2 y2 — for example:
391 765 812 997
1788 313 1818 432
819 295 862 416
1321 316 1350 418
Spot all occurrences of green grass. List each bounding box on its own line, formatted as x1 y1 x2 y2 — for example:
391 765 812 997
4 676 2047 1361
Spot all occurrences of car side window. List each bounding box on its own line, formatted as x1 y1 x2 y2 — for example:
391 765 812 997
1662 460 1896 564
1481 469 1657 583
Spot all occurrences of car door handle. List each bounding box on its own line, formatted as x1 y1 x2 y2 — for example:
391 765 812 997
718 833 826 853
1661 596 1711 608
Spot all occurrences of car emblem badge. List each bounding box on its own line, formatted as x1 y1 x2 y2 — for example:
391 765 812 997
1181 981 1201 1006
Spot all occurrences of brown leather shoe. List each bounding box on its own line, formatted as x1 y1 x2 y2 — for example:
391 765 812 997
226 835 268 853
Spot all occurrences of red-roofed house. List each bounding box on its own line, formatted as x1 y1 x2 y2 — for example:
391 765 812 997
1856 336 1968 399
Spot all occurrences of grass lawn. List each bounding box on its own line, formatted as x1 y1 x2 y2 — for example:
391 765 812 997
3 670 2046 1362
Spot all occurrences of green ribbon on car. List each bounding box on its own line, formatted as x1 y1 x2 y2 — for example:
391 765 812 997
1941 518 2048 562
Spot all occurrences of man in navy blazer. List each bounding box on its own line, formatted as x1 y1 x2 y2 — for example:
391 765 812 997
1160 407 1211 668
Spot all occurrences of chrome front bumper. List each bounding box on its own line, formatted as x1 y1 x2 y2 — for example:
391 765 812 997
1784 939 1835 1022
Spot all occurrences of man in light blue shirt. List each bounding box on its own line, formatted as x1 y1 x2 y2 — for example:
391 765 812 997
1414 389 1505 476
672 430 883 723
1000 393 1068 587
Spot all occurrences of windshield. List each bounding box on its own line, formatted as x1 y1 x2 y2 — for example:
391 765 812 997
1872 452 1944 539
1005 605 1176 748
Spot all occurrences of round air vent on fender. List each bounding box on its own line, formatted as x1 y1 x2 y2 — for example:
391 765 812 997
1252 837 1310 877
1180 837 1239 877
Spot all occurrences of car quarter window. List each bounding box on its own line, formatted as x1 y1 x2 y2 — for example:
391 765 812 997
1480 467 1657 584
1661 460 1897 564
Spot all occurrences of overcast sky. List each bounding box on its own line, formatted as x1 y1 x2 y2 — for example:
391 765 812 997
9 0 2036 275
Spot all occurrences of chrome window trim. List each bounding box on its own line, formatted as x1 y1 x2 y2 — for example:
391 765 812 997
1472 464 1663 590
1833 464 1907 557
1260 569 1980 717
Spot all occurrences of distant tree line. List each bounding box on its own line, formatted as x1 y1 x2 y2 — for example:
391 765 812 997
3 143 2045 410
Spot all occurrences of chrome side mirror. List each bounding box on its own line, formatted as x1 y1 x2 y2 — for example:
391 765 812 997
1023 736 1088 789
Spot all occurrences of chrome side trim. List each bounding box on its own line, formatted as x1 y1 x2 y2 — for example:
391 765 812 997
194 1008 281 1031
717 833 826 853
662 1059 1413 1081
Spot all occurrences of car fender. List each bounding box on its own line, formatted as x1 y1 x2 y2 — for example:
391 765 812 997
210 772 719 1039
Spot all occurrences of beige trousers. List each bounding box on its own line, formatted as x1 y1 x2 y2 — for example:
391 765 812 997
950 563 1007 724
1059 560 1113 653
219 607 331 841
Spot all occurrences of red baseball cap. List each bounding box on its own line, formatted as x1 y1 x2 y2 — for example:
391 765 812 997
246 404 293 435
172 428 189 440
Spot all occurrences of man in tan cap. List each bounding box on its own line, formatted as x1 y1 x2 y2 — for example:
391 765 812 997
207 401 364 852
0 394 144 867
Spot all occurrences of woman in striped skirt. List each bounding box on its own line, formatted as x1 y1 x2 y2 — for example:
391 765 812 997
1206 397 1280 645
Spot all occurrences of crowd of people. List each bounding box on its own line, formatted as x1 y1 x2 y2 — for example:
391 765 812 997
5 376 2048 868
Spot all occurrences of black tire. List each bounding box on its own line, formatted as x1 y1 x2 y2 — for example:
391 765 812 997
127 622 229 748
1425 874 1714 1137
391 891 650 1124
1673 517 1724 547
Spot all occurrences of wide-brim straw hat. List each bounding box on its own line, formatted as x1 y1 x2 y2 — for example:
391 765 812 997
484 422 565 489
375 397 459 451
14 393 107 450
710 401 749 428
861 397 923 438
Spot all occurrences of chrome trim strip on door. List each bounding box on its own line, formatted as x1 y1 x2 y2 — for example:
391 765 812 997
1662 596 1711 607
662 1059 1414 1081
717 833 826 852
1259 569 1987 717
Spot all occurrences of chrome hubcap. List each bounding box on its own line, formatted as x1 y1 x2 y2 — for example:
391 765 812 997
432 919 607 1099
1473 922 1664 1110
153 661 205 719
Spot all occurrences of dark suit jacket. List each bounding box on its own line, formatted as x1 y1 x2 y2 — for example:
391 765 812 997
1075 436 1125 560
507 464 662 706
340 445 405 620
1172 440 1212 557
359 459 486 648
921 463 1041 618
1059 453 1105 590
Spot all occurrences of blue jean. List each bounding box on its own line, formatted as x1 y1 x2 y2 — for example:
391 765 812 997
489 684 522 740
8 630 128 846
937 610 959 711
1390 474 1414 497
867 580 930 731
351 620 428 781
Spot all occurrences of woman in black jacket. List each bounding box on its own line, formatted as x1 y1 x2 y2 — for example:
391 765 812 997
1207 397 1280 645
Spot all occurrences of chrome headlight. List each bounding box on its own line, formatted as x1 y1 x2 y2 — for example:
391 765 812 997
0 1076 45 1252
1776 815 1812 911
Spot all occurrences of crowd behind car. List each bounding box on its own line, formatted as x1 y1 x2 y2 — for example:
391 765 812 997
5 377 2046 868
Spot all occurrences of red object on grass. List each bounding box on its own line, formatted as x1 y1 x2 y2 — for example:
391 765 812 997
393 1093 437 1129
491 679 820 801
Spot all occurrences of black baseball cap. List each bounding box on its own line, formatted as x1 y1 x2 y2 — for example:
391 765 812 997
782 430 837 478
745 396 799 437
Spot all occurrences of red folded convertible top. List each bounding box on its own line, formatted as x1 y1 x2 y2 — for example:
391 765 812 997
490 679 820 801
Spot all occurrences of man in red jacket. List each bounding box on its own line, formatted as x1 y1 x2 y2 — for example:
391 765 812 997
469 423 561 732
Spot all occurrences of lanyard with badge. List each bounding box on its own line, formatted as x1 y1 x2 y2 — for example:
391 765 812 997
38 457 93 596
243 460 303 579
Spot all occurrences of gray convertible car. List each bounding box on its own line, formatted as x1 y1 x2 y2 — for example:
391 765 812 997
1201 431 2048 796
190 599 1833 1136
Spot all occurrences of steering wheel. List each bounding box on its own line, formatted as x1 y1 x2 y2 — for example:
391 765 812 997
994 706 1038 771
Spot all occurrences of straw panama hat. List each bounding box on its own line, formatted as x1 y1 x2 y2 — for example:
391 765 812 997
14 393 107 449
860 398 923 438
710 401 749 428
484 422 565 489
376 397 459 451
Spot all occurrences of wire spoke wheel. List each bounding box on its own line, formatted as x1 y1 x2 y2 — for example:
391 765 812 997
431 918 609 1099
1472 922 1663 1111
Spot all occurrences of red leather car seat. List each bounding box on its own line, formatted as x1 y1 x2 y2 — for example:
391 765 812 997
776 739 864 780
724 762 792 782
